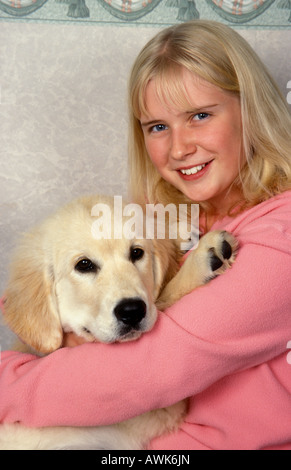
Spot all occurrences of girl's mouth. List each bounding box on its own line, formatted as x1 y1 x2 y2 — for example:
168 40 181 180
178 160 213 179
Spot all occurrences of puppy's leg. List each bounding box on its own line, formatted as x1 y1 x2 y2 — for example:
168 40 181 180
118 400 187 449
157 230 238 309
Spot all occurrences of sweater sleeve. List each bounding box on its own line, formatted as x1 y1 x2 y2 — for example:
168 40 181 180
0 194 291 428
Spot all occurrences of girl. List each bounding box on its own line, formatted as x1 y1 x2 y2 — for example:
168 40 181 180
1 20 291 449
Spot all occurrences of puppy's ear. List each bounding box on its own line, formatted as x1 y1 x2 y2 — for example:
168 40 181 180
152 238 180 302
4 232 63 355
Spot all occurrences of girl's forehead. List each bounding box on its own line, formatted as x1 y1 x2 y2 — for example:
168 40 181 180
140 69 227 117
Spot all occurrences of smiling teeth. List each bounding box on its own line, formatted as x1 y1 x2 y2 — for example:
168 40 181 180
180 163 206 175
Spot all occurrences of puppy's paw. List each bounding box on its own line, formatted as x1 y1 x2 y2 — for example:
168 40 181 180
156 230 238 309
199 230 238 283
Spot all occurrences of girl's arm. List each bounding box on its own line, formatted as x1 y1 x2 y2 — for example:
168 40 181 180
1 196 291 427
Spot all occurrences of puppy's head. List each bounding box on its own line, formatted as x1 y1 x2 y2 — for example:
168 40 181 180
3 196 179 354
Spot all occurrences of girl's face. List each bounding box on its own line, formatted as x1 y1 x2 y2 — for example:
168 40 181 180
140 69 245 213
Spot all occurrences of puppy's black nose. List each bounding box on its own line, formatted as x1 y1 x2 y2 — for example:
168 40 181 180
114 298 146 328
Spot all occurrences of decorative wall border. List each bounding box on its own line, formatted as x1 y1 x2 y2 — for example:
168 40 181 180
206 0 276 24
0 0 291 26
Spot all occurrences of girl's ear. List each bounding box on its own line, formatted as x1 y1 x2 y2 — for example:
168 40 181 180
3 234 63 355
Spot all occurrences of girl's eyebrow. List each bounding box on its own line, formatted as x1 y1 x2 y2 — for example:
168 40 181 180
185 104 219 114
140 104 219 127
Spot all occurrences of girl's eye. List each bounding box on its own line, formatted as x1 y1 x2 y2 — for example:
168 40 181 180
193 112 210 121
151 124 168 133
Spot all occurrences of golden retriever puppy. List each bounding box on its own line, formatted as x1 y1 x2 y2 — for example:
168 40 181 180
0 195 237 450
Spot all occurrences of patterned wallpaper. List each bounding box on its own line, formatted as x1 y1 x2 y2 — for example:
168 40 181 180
0 0 291 27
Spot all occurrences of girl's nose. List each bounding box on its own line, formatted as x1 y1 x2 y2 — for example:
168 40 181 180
170 127 197 161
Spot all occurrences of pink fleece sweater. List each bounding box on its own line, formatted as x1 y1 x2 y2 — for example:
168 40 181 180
1 192 291 450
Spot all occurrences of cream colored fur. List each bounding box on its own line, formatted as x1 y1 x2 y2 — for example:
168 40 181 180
0 195 237 449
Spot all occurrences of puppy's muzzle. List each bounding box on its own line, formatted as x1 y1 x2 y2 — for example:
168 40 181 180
114 298 146 329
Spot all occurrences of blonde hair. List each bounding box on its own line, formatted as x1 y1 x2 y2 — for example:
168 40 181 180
128 20 291 214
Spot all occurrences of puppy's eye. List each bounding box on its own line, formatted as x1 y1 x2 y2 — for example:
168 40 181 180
75 258 98 274
130 247 144 263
